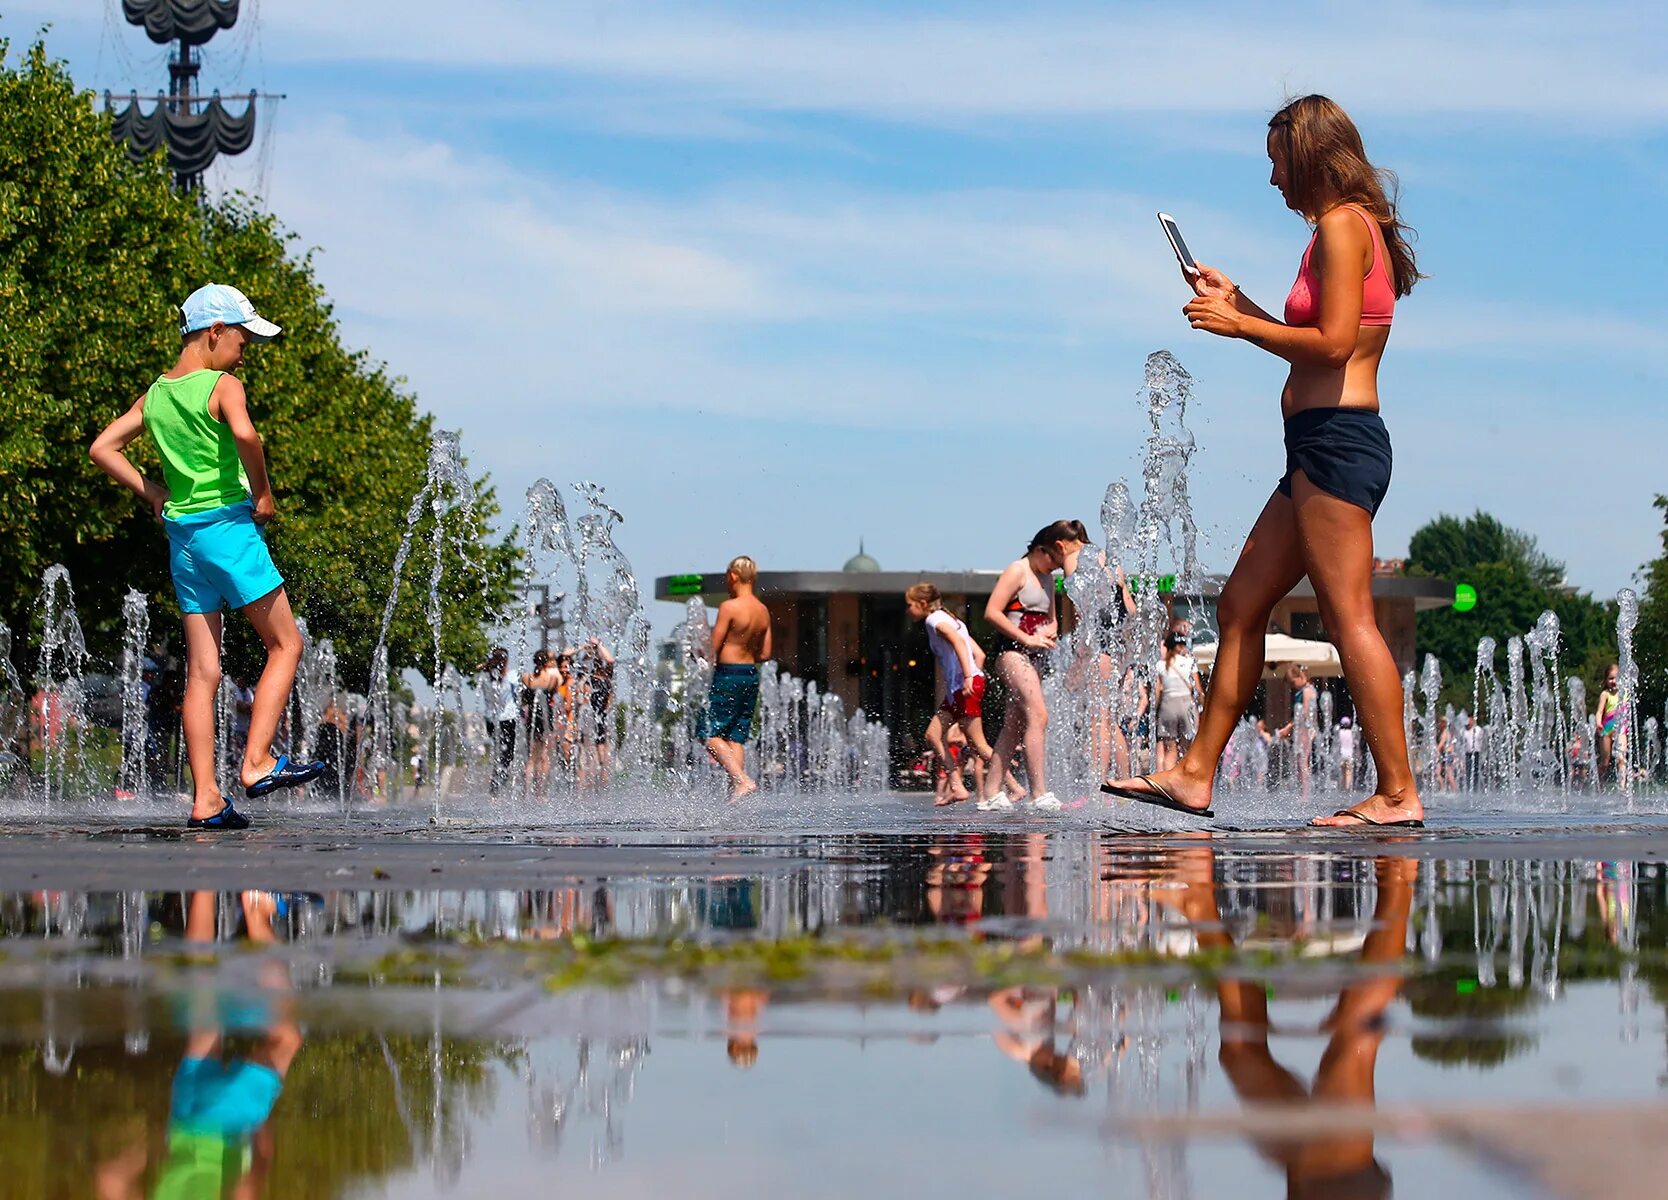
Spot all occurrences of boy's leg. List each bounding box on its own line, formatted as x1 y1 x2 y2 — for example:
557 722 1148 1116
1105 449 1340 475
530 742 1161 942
706 737 756 798
182 612 226 820
238 587 306 788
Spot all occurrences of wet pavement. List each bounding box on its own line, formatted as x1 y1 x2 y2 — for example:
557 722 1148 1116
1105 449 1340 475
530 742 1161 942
2 792 1666 1198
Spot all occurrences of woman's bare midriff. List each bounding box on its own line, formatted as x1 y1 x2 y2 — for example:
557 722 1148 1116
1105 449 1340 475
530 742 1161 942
1279 325 1391 419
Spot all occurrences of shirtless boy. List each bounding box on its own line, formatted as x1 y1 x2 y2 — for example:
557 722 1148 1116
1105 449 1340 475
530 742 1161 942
702 555 772 800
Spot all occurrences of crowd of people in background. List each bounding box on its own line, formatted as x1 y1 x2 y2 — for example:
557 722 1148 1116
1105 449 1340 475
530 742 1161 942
477 637 617 796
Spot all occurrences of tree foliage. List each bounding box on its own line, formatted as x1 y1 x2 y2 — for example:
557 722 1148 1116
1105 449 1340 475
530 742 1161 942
1634 495 1668 724
0 36 518 687
1406 510 1615 708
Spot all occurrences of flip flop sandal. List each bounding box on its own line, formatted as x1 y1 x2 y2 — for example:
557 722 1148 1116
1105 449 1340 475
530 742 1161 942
244 754 328 799
1325 809 1425 829
1099 775 1215 819
186 801 250 831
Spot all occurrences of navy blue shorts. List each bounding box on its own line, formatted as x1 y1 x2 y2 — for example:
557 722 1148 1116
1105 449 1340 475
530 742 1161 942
1277 408 1393 517
699 664 759 744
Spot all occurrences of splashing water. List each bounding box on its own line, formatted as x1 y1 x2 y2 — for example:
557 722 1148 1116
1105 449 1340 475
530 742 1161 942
1049 351 1206 796
1615 588 1640 800
364 431 489 816
0 622 26 789
116 589 150 798
35 566 93 807
1419 654 1442 793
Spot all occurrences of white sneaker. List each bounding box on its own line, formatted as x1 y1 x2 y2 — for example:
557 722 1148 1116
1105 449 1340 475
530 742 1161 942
976 792 1014 812
1031 792 1063 813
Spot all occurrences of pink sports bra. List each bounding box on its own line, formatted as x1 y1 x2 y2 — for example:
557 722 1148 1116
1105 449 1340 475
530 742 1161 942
1283 204 1396 328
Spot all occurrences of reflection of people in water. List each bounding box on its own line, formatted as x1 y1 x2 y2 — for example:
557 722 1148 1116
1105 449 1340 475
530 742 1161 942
925 834 991 924
96 890 304 1200
1597 861 1635 946
988 987 1086 1097
995 833 1050 930
722 988 769 1069
1157 846 1414 1200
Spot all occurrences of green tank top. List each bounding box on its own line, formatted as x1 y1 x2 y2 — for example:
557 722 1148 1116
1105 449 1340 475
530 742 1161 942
141 369 250 518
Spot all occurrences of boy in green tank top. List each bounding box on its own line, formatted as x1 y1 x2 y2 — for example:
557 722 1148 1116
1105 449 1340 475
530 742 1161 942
91 284 326 829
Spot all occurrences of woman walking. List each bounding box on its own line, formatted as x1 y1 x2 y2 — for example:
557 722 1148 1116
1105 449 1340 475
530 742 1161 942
479 647 519 795
1152 630 1203 776
1105 95 1424 828
976 520 1088 814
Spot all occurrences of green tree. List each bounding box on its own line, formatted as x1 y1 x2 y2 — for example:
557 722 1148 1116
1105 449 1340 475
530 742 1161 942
1406 510 1614 708
1407 511 1565 593
1634 495 1668 724
0 36 518 688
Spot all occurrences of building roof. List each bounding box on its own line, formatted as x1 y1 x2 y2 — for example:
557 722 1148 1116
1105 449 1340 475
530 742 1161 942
655 569 1457 612
843 540 881 573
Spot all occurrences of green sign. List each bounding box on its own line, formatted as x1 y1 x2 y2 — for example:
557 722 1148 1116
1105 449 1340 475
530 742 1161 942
666 574 706 597
1127 573 1177 595
1454 582 1478 613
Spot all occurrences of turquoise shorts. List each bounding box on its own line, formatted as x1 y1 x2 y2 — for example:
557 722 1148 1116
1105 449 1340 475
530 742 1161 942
170 1056 284 1137
699 664 759 744
165 500 284 614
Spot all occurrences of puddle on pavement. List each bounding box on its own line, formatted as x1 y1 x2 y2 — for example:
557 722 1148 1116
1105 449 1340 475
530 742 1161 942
2 834 1663 1198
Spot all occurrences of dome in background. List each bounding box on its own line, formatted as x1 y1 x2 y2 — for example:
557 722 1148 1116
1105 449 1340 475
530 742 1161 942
842 540 881 573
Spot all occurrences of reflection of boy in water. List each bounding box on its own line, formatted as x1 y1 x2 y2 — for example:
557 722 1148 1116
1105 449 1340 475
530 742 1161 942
95 890 303 1200
1157 846 1414 1200
723 988 769 1069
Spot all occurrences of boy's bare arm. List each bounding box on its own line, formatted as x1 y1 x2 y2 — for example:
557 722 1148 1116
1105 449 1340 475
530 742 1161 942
89 397 169 520
709 603 732 662
214 376 276 523
760 607 773 661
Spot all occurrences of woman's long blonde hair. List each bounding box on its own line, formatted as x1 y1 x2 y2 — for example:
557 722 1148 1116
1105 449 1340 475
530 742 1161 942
1269 95 1421 297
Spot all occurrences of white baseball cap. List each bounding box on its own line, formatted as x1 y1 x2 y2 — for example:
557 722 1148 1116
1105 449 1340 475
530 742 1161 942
178 283 282 340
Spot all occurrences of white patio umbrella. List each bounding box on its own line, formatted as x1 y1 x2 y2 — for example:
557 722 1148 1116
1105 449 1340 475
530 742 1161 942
1191 633 1343 678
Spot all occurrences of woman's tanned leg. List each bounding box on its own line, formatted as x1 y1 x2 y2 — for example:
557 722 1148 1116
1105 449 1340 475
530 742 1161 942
1107 491 1303 811
1288 473 1422 825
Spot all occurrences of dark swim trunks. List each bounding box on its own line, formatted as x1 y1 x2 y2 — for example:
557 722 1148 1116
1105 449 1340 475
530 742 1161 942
1277 408 1393 516
699 663 759 744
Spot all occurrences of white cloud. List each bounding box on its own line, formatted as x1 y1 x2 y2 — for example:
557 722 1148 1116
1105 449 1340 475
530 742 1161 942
229 1 1668 128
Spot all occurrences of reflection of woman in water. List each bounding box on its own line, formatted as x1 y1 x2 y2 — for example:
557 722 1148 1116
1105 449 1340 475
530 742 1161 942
1155 845 1414 1200
989 988 1086 1097
1106 95 1424 830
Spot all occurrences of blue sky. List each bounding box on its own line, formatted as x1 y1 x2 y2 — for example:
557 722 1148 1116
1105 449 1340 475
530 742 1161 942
13 1 1668 625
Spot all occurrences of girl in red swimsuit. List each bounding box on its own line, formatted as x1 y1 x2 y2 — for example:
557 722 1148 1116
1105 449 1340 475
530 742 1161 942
1104 95 1425 830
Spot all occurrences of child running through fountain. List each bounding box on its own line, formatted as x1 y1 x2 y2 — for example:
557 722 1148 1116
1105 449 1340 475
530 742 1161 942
702 556 772 801
907 583 994 806
90 284 326 829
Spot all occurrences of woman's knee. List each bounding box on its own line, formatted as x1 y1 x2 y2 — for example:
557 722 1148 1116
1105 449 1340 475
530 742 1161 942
1327 612 1388 654
1216 584 1268 635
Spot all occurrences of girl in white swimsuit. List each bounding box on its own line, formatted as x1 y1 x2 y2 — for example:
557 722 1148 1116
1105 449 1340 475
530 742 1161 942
977 520 1088 814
